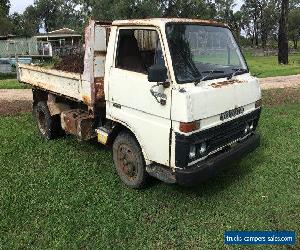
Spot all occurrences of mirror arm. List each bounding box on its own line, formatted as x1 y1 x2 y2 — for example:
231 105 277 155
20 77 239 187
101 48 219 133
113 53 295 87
161 81 170 88
150 84 167 106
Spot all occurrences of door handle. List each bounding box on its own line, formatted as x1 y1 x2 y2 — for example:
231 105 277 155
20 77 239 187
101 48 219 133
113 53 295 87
113 103 121 109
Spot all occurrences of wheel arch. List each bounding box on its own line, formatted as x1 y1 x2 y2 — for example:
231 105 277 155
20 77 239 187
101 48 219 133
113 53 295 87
109 121 151 165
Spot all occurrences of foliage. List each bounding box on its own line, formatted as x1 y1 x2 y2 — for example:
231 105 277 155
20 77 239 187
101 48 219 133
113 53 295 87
240 0 279 48
10 6 40 37
0 0 12 36
288 8 300 49
75 0 215 21
0 0 10 16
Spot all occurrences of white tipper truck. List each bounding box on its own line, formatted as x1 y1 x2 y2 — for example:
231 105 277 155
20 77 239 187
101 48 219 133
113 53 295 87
17 18 262 189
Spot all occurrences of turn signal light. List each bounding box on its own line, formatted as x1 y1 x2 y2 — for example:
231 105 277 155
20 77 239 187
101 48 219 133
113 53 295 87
255 99 262 108
179 121 200 133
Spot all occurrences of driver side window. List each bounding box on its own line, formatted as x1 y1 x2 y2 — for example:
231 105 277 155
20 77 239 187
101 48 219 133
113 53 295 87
115 29 165 74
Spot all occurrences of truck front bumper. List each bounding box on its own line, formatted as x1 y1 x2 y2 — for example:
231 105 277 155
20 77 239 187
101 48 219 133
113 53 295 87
175 133 260 186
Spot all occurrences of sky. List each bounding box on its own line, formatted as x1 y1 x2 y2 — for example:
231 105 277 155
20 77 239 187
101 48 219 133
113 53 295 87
10 0 244 14
9 0 34 14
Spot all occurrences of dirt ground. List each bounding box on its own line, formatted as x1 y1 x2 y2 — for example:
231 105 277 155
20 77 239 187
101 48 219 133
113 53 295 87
0 90 32 116
260 74 300 90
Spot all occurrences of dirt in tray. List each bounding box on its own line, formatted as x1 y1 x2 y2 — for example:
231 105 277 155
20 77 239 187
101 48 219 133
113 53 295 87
53 54 84 74
0 100 32 116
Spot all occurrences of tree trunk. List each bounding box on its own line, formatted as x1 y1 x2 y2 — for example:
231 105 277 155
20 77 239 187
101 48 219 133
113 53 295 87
261 32 268 49
293 40 298 50
278 0 289 64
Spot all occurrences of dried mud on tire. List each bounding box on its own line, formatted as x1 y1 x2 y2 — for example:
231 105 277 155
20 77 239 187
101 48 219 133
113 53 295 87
0 100 32 116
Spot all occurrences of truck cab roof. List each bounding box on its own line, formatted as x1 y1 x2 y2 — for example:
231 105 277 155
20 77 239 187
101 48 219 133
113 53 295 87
112 18 227 28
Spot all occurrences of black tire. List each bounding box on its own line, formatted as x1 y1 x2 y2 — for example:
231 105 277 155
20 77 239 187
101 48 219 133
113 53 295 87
113 132 148 189
33 101 64 140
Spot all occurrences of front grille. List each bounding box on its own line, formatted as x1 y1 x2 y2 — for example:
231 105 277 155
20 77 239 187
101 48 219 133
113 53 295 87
204 110 261 153
175 109 261 168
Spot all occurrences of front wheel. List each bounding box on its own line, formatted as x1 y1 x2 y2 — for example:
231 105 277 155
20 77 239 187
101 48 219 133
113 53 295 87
113 132 148 189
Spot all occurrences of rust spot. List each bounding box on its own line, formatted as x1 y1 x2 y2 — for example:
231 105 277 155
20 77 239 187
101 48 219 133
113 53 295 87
61 109 96 141
211 79 243 88
94 51 107 57
112 18 227 28
82 95 91 105
94 77 105 101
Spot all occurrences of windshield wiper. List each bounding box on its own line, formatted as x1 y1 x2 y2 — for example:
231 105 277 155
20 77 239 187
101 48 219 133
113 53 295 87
194 69 225 86
227 68 247 80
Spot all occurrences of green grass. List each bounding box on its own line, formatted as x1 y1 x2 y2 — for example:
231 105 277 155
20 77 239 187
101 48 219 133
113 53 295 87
0 73 17 80
0 73 30 89
0 91 299 249
0 79 30 89
245 53 300 78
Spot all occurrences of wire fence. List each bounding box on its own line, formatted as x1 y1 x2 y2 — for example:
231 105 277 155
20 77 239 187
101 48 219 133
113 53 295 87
0 38 83 58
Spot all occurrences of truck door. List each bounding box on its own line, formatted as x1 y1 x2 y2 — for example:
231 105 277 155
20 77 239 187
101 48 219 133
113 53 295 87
107 27 172 166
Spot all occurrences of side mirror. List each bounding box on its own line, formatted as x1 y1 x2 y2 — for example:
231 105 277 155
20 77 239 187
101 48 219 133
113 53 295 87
148 64 168 83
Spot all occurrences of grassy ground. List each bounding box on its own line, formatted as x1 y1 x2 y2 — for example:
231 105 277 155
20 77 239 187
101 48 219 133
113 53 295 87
0 74 30 89
0 89 299 249
245 53 300 78
0 79 30 89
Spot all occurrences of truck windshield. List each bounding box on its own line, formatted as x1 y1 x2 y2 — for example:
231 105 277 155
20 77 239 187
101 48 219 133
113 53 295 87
166 24 248 84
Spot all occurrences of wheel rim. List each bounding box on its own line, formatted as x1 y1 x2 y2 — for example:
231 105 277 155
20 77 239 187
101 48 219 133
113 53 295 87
117 144 138 180
37 110 47 135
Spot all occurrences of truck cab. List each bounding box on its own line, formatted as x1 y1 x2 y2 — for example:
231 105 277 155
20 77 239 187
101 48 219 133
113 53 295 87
18 18 261 188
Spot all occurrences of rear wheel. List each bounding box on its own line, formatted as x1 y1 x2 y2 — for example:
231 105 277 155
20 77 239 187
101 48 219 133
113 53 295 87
33 101 63 140
113 132 148 189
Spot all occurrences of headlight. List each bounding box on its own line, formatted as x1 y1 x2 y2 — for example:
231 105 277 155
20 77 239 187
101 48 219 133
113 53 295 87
244 124 250 134
189 145 196 159
198 142 207 156
250 122 254 131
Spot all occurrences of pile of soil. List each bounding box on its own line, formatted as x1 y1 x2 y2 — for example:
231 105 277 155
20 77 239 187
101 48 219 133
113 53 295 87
53 54 84 74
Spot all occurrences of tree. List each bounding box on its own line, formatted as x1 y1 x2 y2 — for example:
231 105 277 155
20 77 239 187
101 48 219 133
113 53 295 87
10 6 40 37
288 8 300 49
214 0 236 23
258 0 279 48
278 0 289 64
0 0 12 36
34 0 64 32
240 0 260 47
240 0 279 48
0 0 10 16
75 0 215 21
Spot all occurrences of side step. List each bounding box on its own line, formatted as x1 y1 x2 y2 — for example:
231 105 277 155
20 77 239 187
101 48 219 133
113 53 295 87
146 164 176 184
61 109 96 141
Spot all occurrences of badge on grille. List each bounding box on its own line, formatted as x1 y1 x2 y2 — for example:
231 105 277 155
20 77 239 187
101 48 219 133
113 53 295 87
220 107 245 121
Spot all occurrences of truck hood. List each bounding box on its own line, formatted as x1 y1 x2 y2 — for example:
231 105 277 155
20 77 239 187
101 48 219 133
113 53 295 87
171 74 261 122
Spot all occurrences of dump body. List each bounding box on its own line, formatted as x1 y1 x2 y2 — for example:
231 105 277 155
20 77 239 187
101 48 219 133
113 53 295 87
17 20 110 109
17 64 91 104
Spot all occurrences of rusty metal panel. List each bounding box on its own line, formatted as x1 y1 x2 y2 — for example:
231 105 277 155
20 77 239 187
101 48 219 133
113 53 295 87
61 109 95 141
112 18 227 28
94 56 105 78
95 25 107 51
82 20 109 106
